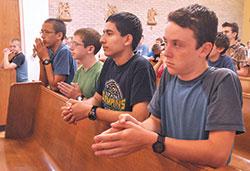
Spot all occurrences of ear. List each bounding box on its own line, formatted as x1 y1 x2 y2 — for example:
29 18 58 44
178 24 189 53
124 34 133 47
87 45 95 54
217 47 225 54
56 32 63 41
199 42 213 59
232 32 237 39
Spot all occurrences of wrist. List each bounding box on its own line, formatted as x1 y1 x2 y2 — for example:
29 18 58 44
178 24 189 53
88 105 98 120
144 131 158 150
42 57 50 61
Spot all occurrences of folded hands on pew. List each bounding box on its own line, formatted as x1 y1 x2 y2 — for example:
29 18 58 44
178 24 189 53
57 81 82 99
61 99 92 125
92 114 154 157
33 38 49 61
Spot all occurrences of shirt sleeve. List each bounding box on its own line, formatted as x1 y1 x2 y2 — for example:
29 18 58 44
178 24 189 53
130 60 156 106
53 49 71 76
148 68 170 119
206 71 245 134
222 56 238 75
11 54 25 67
238 47 249 68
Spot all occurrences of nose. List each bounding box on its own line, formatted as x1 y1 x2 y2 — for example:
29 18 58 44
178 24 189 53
69 44 74 51
163 44 171 58
41 34 45 39
100 35 105 44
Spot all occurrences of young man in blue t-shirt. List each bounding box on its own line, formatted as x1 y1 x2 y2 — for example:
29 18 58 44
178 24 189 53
92 4 245 168
34 18 77 93
208 33 237 75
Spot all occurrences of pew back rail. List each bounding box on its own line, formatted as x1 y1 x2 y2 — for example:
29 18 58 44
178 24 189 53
0 82 249 170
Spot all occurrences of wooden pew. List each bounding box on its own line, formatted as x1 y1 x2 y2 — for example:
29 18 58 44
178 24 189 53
239 76 250 93
0 82 248 170
0 69 16 126
230 92 250 169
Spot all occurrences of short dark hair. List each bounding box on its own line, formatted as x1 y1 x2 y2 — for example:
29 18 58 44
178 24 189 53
44 18 66 41
156 37 163 44
74 28 101 55
222 22 239 40
151 44 161 52
168 4 218 49
214 32 229 55
106 12 142 51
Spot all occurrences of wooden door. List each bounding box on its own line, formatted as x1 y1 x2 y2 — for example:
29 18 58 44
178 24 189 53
0 0 21 62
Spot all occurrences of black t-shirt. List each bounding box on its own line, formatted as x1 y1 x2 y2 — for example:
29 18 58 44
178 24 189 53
9 52 25 67
97 54 156 111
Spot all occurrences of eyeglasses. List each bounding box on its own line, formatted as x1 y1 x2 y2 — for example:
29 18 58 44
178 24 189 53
40 30 56 35
70 41 84 47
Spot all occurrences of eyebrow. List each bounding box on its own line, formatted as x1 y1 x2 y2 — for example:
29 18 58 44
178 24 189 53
163 36 186 44
103 29 114 33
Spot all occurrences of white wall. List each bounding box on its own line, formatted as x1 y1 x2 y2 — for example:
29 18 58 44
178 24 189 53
19 0 49 81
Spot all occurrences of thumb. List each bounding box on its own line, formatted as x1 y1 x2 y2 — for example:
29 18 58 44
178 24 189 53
71 82 77 87
118 114 139 125
67 98 78 105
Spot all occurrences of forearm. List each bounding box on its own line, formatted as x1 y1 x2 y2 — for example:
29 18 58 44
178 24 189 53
96 108 134 123
96 104 149 123
84 93 102 106
237 67 248 77
153 62 162 74
2 56 11 69
161 138 228 167
0 60 3 68
39 61 49 87
43 64 59 90
144 131 234 168
141 115 161 132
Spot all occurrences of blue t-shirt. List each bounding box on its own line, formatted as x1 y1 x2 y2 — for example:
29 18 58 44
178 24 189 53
208 55 238 75
149 67 244 138
9 52 28 82
135 44 149 57
49 43 77 85
148 67 245 164
147 51 154 57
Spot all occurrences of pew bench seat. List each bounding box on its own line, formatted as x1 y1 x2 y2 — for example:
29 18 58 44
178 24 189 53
0 82 249 170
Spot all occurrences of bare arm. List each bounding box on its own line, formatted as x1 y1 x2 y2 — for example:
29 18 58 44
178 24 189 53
84 92 102 106
43 63 66 91
237 67 249 77
159 131 235 167
39 61 49 87
95 101 149 122
92 114 235 168
153 58 163 75
34 38 66 90
61 92 150 124
2 48 17 69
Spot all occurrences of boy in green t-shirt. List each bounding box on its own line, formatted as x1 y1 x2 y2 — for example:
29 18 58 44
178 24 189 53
58 28 103 100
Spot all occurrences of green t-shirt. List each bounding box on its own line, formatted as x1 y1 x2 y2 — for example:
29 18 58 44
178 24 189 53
73 61 103 99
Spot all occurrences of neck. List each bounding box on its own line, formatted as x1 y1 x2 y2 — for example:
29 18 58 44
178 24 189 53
112 49 134 66
178 62 208 81
209 53 220 62
80 54 98 71
229 39 236 47
51 41 62 54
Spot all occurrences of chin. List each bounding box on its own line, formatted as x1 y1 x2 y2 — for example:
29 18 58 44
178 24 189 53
167 68 177 76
